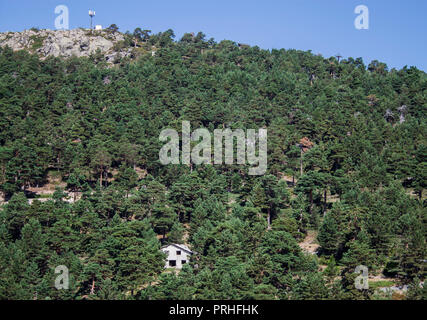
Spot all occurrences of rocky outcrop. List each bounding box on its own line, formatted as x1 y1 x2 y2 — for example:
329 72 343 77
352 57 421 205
0 28 134 62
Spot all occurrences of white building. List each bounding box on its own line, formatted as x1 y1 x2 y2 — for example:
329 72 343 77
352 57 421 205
95 25 103 30
161 244 193 269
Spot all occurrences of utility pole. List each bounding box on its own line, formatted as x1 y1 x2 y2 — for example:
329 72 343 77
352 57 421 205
89 10 96 30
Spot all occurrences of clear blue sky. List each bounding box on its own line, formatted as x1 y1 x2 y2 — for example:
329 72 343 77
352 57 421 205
0 0 426 71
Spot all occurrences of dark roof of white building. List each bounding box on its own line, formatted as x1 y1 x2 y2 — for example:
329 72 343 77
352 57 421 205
161 243 194 254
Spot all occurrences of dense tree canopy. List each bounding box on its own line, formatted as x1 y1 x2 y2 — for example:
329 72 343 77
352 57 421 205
0 28 425 300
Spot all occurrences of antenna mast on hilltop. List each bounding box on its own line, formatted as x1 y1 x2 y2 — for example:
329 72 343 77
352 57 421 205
335 53 343 63
89 10 96 30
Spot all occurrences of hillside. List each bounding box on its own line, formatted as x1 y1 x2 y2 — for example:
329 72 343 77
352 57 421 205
0 28 425 300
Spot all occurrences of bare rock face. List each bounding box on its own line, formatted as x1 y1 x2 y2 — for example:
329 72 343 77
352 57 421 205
0 28 126 61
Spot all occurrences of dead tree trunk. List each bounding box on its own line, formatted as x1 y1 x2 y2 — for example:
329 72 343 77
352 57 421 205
90 275 95 295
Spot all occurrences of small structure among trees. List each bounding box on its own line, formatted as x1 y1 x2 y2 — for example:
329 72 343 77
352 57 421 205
161 244 193 269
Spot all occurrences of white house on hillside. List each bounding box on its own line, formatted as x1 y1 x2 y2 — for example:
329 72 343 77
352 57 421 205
161 244 193 269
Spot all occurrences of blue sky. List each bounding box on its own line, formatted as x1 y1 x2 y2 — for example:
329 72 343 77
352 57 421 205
0 0 426 71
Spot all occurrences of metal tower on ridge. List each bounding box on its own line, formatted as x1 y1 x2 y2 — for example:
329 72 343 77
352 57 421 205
89 10 96 30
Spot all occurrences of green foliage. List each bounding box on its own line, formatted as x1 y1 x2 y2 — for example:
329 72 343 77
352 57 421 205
30 35 47 51
0 28 425 300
